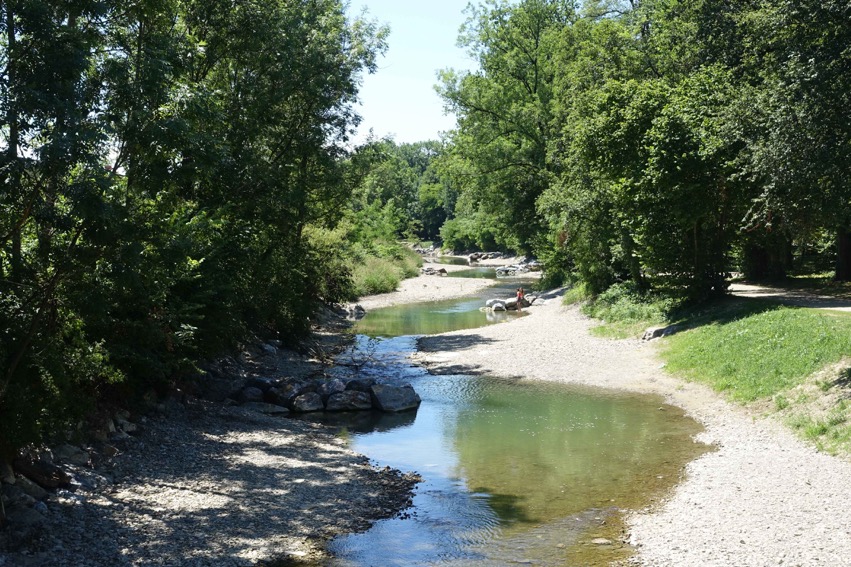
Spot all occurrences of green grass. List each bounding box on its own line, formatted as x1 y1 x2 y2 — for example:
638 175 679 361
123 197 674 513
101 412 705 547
577 280 851 455
351 245 423 297
661 306 851 402
575 282 679 339
786 401 851 456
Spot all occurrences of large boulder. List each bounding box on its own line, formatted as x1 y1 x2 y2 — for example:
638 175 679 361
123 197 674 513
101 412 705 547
316 379 346 403
245 377 281 392
345 378 377 393
14 476 48 501
237 386 265 404
13 456 71 489
370 384 421 413
267 381 316 407
53 444 90 467
291 392 325 413
198 377 243 403
326 391 373 412
1 459 15 484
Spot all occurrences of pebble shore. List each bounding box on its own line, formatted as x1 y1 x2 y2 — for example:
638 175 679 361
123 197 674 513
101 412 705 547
414 282 851 567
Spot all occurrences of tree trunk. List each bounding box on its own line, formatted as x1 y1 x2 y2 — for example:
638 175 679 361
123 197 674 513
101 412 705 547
835 230 851 281
5 0 22 281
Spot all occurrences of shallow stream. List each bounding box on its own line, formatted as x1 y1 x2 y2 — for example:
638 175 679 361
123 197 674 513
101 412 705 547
319 276 709 566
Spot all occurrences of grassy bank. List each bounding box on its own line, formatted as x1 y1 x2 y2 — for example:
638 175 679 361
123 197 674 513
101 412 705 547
566 283 851 456
350 245 422 297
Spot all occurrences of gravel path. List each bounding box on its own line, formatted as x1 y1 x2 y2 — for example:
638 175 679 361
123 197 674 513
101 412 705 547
414 285 851 567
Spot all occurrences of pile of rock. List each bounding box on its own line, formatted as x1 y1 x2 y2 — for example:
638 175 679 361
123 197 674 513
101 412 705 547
204 375 422 416
420 266 448 276
412 244 437 255
1 419 130 543
467 251 504 263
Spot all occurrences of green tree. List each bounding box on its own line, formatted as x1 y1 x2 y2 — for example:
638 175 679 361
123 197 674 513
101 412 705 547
438 0 577 254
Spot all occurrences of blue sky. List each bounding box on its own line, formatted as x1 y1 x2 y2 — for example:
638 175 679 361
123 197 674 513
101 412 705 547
346 1 478 144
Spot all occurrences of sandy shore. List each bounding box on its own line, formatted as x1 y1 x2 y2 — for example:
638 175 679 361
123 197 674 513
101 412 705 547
409 278 851 566
356 255 526 310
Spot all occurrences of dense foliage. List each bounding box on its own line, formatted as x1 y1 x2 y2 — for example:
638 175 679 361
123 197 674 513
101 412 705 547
0 0 387 455
438 0 851 297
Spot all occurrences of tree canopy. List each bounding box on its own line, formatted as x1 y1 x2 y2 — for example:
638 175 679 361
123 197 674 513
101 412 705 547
438 0 851 295
0 0 387 455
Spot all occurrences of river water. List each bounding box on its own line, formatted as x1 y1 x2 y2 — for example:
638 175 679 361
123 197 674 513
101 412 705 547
320 274 709 566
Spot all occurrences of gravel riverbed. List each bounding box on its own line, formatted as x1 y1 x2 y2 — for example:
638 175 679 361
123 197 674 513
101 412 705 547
411 278 851 567
0 333 418 566
5 261 851 567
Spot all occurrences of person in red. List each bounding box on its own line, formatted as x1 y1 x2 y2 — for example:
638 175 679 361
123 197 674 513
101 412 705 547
516 287 525 312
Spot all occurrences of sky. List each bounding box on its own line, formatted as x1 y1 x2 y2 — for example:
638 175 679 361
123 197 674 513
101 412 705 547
346 1 479 144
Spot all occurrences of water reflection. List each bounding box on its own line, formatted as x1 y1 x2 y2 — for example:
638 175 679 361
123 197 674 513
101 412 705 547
354 279 534 338
326 337 709 566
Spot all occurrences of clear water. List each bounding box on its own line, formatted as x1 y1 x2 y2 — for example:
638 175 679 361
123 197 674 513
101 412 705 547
319 335 709 566
354 279 534 338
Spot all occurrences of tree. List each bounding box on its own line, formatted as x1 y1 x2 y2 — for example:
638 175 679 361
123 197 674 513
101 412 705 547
0 0 388 455
437 0 577 254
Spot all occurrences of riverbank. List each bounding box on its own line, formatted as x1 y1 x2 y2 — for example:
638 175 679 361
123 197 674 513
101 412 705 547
356 255 531 310
413 282 851 565
0 327 418 566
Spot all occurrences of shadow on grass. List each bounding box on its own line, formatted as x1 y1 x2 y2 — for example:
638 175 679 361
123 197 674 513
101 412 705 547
662 295 795 337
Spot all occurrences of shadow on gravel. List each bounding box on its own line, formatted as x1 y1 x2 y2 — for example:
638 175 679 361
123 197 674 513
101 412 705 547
417 333 498 354
25 402 415 567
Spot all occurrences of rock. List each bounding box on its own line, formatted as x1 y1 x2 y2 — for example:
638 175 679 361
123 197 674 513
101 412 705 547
245 377 278 392
485 298 503 308
345 378 377 393
642 324 681 340
347 304 367 320
370 384 421 413
13 457 71 489
492 302 507 312
591 538 613 545
317 379 346 402
237 386 265 403
53 444 90 467
6 505 46 527
0 459 15 485
291 392 324 413
326 391 373 412
15 476 48 501
268 381 317 407
115 418 139 435
2 484 34 508
240 402 290 416
261 342 277 354
198 377 243 403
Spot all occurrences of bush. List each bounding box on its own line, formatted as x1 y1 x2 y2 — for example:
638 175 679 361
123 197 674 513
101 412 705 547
582 282 677 325
352 256 402 296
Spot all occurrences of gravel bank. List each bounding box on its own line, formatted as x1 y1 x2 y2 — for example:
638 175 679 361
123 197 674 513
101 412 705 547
414 286 851 566
356 256 526 310
1 340 418 566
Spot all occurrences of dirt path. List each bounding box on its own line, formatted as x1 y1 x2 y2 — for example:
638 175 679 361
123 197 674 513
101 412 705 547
729 282 851 311
413 282 851 566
